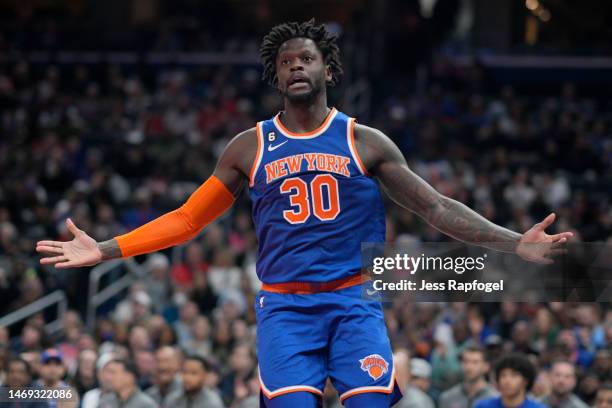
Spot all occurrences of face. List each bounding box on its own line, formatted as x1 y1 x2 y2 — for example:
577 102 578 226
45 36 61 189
7 361 30 387
99 364 114 391
106 362 131 391
182 360 206 393
155 348 180 386
596 390 612 408
550 362 576 395
275 37 331 103
40 360 65 384
498 368 527 400
462 351 488 382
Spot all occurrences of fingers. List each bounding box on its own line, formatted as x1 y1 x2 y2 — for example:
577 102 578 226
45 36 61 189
36 245 64 255
537 213 556 231
550 232 574 242
40 255 69 265
65 218 82 237
36 240 63 247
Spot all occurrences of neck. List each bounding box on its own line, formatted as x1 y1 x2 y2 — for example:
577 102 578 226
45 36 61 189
118 384 135 401
501 391 526 407
281 96 329 133
463 377 486 397
186 386 203 398
550 391 570 403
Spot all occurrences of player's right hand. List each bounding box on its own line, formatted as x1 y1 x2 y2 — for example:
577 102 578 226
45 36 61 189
36 218 103 268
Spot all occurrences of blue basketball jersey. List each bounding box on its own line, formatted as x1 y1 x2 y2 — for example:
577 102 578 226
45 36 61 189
248 108 386 283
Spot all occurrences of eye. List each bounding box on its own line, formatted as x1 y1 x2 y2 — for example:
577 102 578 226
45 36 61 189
281 59 291 65
303 56 313 63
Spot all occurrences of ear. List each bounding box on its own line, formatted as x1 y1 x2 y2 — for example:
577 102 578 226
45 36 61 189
325 65 332 83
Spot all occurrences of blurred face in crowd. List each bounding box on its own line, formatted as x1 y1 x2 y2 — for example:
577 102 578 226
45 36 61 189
275 38 331 103
462 350 489 383
180 302 199 323
192 316 210 341
596 389 612 408
99 364 114 391
182 359 206 394
129 326 151 351
135 350 155 378
40 359 65 386
154 347 180 387
106 362 134 393
230 344 254 374
498 368 527 400
21 326 41 349
550 362 576 397
78 350 97 381
7 360 30 388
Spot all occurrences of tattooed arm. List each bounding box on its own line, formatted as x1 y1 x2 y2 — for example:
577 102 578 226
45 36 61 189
353 124 572 261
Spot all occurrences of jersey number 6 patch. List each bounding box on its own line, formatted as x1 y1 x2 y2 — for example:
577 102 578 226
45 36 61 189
279 174 340 224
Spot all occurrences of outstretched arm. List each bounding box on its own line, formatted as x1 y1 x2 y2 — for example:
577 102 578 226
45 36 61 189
353 123 573 263
36 128 257 268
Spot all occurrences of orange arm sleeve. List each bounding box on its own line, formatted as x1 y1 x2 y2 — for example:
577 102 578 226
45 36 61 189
115 175 235 258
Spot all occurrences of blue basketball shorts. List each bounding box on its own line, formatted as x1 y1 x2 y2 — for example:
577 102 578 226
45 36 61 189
255 284 402 406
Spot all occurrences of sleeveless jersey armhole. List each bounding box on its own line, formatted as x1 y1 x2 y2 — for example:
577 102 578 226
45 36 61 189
346 118 369 176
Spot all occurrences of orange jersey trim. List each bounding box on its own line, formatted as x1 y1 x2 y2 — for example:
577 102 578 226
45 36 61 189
115 175 235 258
348 118 369 176
249 122 264 187
339 366 397 402
258 369 324 399
261 273 367 294
273 107 337 138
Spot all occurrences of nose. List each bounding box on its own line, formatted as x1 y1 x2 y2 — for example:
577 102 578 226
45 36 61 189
290 60 304 71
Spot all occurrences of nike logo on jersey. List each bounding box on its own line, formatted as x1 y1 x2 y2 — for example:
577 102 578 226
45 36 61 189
268 140 288 152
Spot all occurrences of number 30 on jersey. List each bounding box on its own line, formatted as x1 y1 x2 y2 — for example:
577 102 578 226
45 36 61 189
279 174 340 224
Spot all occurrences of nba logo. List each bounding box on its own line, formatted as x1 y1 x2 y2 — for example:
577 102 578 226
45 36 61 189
268 132 276 142
260 296 265 308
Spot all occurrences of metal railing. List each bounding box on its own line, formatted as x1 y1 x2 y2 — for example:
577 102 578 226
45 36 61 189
0 290 68 335
86 259 145 330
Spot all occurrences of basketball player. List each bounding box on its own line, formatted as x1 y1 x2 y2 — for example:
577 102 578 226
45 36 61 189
37 20 573 408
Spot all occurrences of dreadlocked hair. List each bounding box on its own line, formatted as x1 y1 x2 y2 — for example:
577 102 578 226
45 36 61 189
260 19 343 88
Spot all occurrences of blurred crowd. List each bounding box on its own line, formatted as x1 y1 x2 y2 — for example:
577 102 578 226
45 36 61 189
0 33 611 407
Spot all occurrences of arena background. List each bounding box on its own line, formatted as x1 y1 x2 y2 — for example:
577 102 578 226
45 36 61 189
0 0 610 407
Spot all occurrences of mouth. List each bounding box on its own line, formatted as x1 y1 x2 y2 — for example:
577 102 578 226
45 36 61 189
287 77 310 90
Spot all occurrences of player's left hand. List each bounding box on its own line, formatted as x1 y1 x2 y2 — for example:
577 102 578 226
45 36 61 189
516 213 574 264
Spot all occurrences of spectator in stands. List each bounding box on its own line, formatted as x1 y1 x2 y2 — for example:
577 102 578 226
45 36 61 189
439 345 497 408
99 358 156 408
82 353 114 408
146 346 182 407
394 349 435 408
0 357 46 408
540 360 589 408
410 358 433 394
166 355 224 408
219 342 255 405
36 348 78 408
474 353 546 408
595 383 612 408
71 349 98 397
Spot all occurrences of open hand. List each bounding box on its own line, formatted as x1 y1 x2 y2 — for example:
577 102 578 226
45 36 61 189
516 213 574 264
36 218 102 268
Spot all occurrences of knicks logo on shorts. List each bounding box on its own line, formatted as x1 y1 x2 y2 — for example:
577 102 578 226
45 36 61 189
359 354 389 380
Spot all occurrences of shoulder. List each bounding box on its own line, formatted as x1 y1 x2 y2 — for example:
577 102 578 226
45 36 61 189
473 396 498 408
352 122 406 175
202 388 224 406
439 384 461 401
135 390 158 407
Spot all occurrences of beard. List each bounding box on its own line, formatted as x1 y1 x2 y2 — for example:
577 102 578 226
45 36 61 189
281 77 324 103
